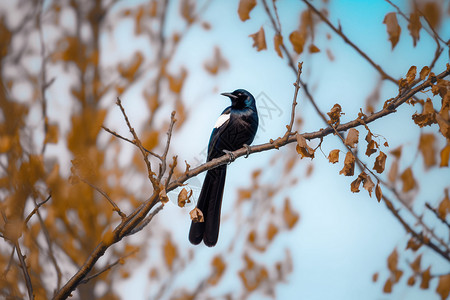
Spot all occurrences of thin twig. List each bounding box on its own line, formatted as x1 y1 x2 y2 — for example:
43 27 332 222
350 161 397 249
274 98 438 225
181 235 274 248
285 62 303 137
425 202 450 230
158 111 177 181
15 241 34 300
126 204 164 236
24 194 51 224
101 126 162 160
79 249 139 285
78 177 126 219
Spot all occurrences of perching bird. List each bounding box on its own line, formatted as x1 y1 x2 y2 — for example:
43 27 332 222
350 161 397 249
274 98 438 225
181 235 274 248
189 89 258 247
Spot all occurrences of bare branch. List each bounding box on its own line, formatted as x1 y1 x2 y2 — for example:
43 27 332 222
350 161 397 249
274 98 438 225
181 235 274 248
285 62 303 137
24 194 51 224
158 111 177 181
425 202 450 230
126 204 164 236
15 241 34 300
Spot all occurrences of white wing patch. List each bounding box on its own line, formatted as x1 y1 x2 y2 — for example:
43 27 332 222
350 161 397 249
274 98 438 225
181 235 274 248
214 113 230 129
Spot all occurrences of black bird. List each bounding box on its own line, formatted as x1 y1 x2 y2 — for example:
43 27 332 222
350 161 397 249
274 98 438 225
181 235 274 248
189 89 258 247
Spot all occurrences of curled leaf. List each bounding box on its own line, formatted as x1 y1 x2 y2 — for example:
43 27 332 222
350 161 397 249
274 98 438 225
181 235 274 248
328 149 340 164
373 151 387 173
339 152 355 176
249 27 267 51
345 128 359 148
177 188 192 207
327 104 343 126
296 134 315 159
189 207 204 222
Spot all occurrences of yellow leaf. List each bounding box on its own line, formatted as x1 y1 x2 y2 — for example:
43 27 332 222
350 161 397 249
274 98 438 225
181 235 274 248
328 149 340 164
383 12 401 50
249 27 267 51
373 151 387 173
238 0 257 22
339 152 355 176
344 128 359 148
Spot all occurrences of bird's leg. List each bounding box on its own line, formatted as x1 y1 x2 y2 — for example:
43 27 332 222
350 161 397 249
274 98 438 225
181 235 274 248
223 150 235 164
243 144 251 158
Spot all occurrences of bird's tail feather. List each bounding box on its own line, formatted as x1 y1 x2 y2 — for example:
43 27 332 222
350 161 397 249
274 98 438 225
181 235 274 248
189 166 227 246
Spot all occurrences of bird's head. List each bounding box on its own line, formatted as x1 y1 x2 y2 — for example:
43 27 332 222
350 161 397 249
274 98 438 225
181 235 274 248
221 89 256 109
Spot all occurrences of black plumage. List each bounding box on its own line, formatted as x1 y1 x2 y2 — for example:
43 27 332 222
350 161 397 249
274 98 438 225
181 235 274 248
189 89 258 247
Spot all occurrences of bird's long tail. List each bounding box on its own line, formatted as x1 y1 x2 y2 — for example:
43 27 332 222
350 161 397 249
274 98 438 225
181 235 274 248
189 165 227 247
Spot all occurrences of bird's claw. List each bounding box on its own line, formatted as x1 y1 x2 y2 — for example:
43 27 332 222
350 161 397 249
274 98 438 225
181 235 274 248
243 144 251 158
223 150 235 164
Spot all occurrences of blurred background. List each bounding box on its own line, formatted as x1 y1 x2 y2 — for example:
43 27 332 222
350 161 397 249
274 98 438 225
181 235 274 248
0 0 449 299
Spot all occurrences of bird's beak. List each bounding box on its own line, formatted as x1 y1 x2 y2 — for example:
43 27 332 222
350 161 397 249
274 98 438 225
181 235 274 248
221 92 238 100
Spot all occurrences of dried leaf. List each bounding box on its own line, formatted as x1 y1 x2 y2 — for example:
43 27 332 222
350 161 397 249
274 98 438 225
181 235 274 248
44 123 59 144
387 248 399 272
436 113 450 139
362 173 375 196
159 189 169 204
383 278 393 293
365 133 378 157
339 152 355 176
383 12 401 50
418 133 436 169
345 128 359 148
421 2 441 30
375 183 382 202
274 34 284 58
177 188 192 207
181 0 195 24
400 167 416 192
163 237 178 271
440 144 450 167
296 134 315 159
408 11 421 47
249 27 267 51
406 236 422 251
412 99 436 127
373 272 379 282
289 30 305 54
407 275 416 286
204 47 229 75
436 274 450 300
328 149 340 164
350 176 362 193
309 44 320 53
266 223 278 241
406 66 417 84
208 256 226 285
438 189 450 219
327 104 343 126
283 198 299 229
420 267 431 289
410 254 422 273
189 207 204 222
238 0 257 21
420 66 430 80
374 151 387 173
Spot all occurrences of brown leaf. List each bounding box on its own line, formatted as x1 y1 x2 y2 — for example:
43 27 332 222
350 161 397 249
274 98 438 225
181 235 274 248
420 267 431 289
189 207 204 222
181 0 195 24
436 274 450 300
387 248 399 272
238 0 257 22
418 133 436 169
328 149 340 164
177 188 192 207
204 47 229 75
400 167 416 192
266 223 278 241
383 12 401 49
420 66 431 80
390 146 402 159
296 134 315 159
163 237 178 271
407 276 416 286
362 173 375 196
374 151 387 173
44 123 59 144
436 113 450 140
344 128 359 148
308 44 320 53
339 152 355 176
159 188 169 204
383 278 393 293
389 160 399 183
208 256 226 285
274 34 284 58
365 133 378 157
438 189 450 219
167 68 187 94
327 104 343 126
440 144 450 167
406 66 417 84
410 254 422 273
406 236 422 251
420 1 441 30
350 176 362 193
289 30 305 54
373 272 379 282
408 11 421 47
283 198 299 229
249 27 267 51
375 183 382 202
412 98 436 127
